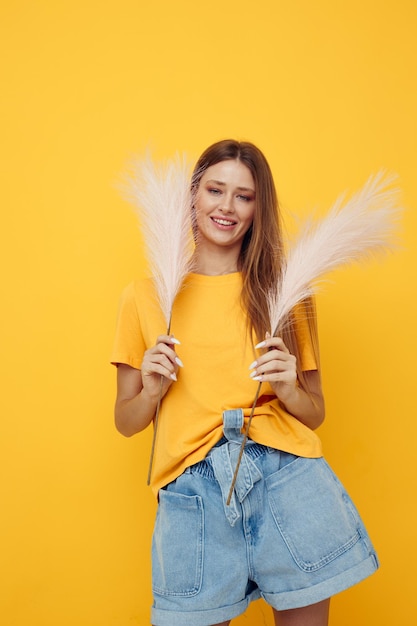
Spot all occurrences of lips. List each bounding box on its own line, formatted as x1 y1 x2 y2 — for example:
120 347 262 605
211 217 237 227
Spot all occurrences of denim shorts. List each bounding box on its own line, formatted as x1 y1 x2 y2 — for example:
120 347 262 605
151 410 379 626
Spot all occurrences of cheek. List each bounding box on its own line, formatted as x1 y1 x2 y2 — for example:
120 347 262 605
241 208 255 237
194 194 211 215
244 206 256 225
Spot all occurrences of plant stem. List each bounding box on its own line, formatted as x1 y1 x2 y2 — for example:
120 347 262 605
226 381 262 505
146 316 172 486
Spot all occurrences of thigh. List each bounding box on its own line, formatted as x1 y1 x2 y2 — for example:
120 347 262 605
273 599 330 626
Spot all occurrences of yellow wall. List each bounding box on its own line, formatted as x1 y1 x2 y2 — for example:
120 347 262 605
1 1 416 624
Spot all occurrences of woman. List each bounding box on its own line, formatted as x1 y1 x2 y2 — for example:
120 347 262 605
111 140 378 626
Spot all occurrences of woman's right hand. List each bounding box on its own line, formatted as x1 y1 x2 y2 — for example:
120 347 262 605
140 335 183 399
114 335 183 437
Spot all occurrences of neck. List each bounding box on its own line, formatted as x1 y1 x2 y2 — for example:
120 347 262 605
192 248 239 276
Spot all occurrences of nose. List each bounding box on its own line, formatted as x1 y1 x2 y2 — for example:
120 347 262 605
219 194 234 213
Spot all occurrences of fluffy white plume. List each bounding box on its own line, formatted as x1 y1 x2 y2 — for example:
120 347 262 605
269 171 401 335
124 152 195 329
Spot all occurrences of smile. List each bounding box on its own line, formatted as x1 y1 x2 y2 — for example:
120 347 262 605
211 217 237 226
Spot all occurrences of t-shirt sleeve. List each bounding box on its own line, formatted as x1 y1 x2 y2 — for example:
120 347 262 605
110 282 145 369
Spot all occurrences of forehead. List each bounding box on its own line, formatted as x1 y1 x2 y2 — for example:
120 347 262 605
201 159 255 189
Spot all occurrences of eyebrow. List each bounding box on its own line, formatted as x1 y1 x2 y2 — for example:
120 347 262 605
205 179 255 193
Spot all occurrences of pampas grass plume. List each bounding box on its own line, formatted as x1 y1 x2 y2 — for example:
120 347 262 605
269 171 401 335
123 152 195 328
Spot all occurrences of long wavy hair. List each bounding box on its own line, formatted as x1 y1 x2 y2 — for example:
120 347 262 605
191 139 320 391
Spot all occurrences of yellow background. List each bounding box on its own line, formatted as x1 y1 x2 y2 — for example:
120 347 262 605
1 1 416 624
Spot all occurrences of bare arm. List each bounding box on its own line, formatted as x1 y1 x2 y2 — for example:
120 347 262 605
114 335 182 437
249 336 325 430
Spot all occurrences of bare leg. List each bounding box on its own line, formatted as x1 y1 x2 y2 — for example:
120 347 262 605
273 598 330 626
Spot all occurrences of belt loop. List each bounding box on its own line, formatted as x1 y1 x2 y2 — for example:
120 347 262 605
222 409 244 442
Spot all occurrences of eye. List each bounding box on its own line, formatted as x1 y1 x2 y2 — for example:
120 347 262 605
237 194 252 202
208 187 221 195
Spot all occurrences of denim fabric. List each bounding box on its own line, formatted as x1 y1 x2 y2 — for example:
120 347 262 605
151 410 379 626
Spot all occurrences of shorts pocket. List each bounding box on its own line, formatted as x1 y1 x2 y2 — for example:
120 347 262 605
152 489 204 597
266 457 361 572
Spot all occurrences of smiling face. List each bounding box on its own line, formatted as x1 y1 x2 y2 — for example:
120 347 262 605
193 159 256 260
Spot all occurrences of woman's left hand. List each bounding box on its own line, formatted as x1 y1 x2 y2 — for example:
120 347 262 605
249 334 297 403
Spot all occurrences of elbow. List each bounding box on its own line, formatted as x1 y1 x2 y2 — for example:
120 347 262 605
115 423 136 438
114 418 134 437
114 408 139 438
312 413 325 430
114 403 150 437
312 399 325 430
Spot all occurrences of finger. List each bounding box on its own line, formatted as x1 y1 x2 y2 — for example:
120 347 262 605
150 341 183 367
156 334 181 346
255 336 289 353
250 355 296 380
250 366 297 383
143 360 178 382
249 348 293 372
249 361 280 379
143 352 179 379
148 352 176 369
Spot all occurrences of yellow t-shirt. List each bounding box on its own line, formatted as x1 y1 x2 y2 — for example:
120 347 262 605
111 273 322 495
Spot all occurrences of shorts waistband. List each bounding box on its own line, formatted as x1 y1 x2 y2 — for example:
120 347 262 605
186 440 270 481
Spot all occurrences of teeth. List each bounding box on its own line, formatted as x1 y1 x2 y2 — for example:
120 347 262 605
213 218 234 226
